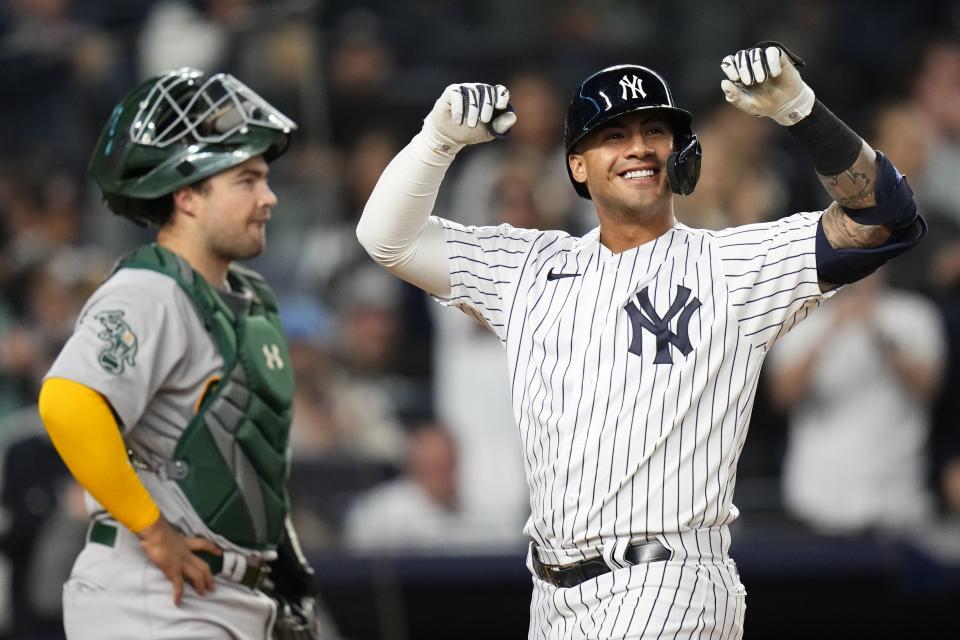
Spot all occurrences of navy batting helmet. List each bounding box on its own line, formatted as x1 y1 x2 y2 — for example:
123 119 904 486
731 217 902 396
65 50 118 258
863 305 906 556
564 64 701 198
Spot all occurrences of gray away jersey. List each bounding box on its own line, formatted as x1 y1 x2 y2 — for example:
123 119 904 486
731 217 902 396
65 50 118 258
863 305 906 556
434 211 832 563
45 268 263 554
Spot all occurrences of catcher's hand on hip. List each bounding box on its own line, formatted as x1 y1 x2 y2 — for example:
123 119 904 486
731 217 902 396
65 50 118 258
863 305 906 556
137 515 221 606
424 83 517 149
720 44 815 126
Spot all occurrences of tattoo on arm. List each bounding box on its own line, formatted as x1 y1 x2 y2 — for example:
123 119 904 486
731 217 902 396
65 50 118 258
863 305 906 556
821 202 890 249
817 142 890 249
824 169 872 208
817 143 877 208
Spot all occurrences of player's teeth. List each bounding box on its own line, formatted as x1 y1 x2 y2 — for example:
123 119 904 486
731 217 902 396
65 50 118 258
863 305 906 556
623 170 654 179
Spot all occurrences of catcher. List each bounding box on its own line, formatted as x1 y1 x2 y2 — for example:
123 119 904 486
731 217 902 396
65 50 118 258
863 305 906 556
39 68 323 639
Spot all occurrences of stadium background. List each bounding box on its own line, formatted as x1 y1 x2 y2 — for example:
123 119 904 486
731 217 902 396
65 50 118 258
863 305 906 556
0 0 959 638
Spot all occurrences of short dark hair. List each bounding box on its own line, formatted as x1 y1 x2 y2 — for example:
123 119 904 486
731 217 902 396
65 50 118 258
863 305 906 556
103 178 210 228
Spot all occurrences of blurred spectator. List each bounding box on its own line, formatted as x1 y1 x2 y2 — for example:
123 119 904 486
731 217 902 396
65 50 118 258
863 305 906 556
899 39 960 517
675 102 795 230
0 0 118 169
324 264 411 465
241 18 324 140
864 99 960 293
2 171 85 272
322 9 423 149
911 37 960 228
139 0 254 77
295 129 401 302
433 160 545 551
431 307 529 547
944 459 960 515
0 250 107 416
0 430 81 639
932 271 960 518
280 296 337 459
768 271 945 535
343 422 517 552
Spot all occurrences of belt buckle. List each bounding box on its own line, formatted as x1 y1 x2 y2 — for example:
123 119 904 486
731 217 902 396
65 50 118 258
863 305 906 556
547 566 571 588
248 562 271 590
538 556 589 589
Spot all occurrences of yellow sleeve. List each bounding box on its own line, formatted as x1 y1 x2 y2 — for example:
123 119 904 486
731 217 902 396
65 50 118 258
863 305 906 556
38 377 161 533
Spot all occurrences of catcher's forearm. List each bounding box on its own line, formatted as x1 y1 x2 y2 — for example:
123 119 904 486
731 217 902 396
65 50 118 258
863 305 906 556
39 377 161 532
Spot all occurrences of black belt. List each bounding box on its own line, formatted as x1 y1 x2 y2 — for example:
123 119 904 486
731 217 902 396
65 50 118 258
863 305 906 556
88 520 270 590
532 540 673 589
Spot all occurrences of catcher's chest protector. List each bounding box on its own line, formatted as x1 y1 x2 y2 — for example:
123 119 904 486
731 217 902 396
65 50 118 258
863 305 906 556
118 244 293 549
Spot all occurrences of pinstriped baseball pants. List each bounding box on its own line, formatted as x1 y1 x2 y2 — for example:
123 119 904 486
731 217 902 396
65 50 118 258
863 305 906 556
527 539 746 639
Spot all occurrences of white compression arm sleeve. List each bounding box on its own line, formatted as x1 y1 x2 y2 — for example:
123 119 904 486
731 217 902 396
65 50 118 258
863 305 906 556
356 132 455 298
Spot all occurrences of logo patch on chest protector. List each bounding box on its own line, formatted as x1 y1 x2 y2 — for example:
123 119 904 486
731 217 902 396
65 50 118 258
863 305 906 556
262 343 284 370
94 310 138 374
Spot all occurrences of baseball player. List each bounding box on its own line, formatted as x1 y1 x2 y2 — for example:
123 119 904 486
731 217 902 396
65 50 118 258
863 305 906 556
38 69 321 639
356 43 924 638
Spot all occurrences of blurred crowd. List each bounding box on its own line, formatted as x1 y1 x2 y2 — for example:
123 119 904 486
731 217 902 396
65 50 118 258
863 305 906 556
1 0 959 636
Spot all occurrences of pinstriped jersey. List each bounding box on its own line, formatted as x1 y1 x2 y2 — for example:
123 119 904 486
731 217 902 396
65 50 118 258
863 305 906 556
433 211 831 560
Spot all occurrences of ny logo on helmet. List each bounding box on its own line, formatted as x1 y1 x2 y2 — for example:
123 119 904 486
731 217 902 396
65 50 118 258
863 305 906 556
262 343 285 370
619 74 647 100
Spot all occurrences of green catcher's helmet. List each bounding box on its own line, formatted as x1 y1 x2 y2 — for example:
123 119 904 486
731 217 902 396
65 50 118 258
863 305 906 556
88 68 297 226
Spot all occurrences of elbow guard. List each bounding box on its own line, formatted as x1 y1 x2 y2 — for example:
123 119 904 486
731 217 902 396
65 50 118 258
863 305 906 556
841 151 918 229
815 214 927 285
817 150 925 285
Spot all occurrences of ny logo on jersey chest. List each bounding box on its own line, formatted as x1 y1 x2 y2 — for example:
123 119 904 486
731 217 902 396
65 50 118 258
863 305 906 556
624 285 701 364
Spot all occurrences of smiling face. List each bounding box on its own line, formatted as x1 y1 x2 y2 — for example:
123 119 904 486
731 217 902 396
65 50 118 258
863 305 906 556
188 155 278 263
568 110 676 224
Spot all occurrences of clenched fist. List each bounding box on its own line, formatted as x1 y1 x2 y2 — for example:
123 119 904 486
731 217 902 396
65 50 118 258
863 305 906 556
720 44 815 126
422 83 517 152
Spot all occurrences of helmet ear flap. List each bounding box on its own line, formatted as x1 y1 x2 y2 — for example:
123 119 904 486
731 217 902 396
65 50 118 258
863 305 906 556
666 133 702 196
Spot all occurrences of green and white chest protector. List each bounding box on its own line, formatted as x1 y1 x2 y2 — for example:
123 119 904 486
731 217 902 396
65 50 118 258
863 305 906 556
118 244 293 549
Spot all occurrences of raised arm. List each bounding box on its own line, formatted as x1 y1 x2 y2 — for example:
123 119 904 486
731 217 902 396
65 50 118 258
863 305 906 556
816 144 890 250
721 43 924 288
356 83 517 296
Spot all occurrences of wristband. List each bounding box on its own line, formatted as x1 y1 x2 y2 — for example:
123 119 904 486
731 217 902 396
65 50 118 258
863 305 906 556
787 100 862 175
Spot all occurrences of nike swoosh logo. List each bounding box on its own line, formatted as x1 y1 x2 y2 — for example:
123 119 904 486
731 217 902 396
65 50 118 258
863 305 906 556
547 269 582 281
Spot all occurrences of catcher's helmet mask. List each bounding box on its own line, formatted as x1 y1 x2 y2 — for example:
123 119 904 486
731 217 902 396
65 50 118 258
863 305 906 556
564 64 701 198
89 68 297 226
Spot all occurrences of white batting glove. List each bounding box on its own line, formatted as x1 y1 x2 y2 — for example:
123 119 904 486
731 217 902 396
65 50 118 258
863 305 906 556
422 83 517 152
720 45 815 126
